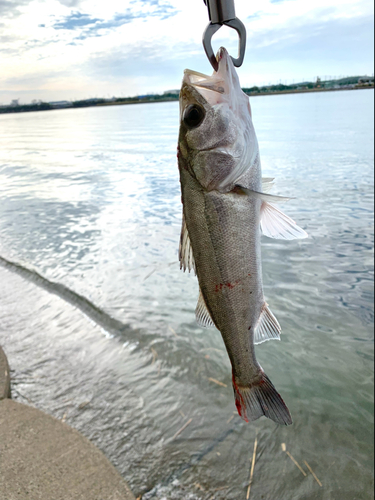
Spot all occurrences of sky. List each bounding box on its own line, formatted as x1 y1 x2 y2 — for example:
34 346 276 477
0 0 374 104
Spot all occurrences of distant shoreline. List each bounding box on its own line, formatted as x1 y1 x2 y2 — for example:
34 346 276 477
97 84 374 107
0 84 373 115
246 84 374 98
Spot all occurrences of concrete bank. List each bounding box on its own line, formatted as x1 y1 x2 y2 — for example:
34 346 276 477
0 348 136 500
0 346 11 400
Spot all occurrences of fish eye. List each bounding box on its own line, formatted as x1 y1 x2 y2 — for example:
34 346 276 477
183 104 205 129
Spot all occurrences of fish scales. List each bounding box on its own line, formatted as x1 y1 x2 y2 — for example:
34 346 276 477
178 47 307 425
181 168 263 383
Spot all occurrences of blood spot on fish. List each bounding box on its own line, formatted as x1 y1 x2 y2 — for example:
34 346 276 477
248 325 252 331
232 374 248 423
228 279 242 289
235 398 242 417
215 280 241 292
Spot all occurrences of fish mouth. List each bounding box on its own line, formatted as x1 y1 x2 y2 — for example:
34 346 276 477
183 48 230 95
183 70 225 95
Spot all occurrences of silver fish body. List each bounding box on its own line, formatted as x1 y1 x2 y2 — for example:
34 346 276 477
179 166 262 373
178 48 306 425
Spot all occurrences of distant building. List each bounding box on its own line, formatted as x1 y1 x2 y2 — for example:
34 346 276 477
49 101 73 109
85 98 105 103
358 77 374 85
164 90 180 95
11 99 20 107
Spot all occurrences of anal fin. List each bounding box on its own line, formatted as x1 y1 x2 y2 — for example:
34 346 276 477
196 289 216 329
254 303 281 344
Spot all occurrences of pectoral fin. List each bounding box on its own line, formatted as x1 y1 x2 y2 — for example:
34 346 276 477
234 185 292 203
196 289 216 328
261 202 308 240
179 215 196 274
233 184 308 240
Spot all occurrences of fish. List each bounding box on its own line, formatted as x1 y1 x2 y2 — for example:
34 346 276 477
177 47 308 426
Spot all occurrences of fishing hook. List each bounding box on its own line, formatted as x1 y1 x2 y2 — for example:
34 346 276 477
203 0 247 72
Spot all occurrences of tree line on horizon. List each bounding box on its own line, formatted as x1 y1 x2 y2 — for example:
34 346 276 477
1 76 373 114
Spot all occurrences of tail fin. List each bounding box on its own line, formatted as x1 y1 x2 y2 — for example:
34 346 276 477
233 372 292 426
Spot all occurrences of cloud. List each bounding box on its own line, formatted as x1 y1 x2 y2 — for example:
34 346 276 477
52 12 101 30
84 37 193 81
48 0 178 40
0 0 31 18
0 0 373 103
53 12 100 30
58 0 81 6
2 70 65 87
239 13 374 86
51 11 140 35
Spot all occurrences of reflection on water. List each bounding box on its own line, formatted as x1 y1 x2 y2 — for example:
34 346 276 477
0 90 373 499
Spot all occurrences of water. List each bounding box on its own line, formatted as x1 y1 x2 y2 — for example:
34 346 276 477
0 90 373 500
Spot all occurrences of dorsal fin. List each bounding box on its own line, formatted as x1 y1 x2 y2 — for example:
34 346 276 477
179 214 196 274
254 303 281 344
196 289 215 328
262 177 275 193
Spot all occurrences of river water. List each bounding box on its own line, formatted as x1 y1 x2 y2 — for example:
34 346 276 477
0 89 373 500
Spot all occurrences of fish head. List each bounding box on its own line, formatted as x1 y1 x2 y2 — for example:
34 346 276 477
179 48 259 192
